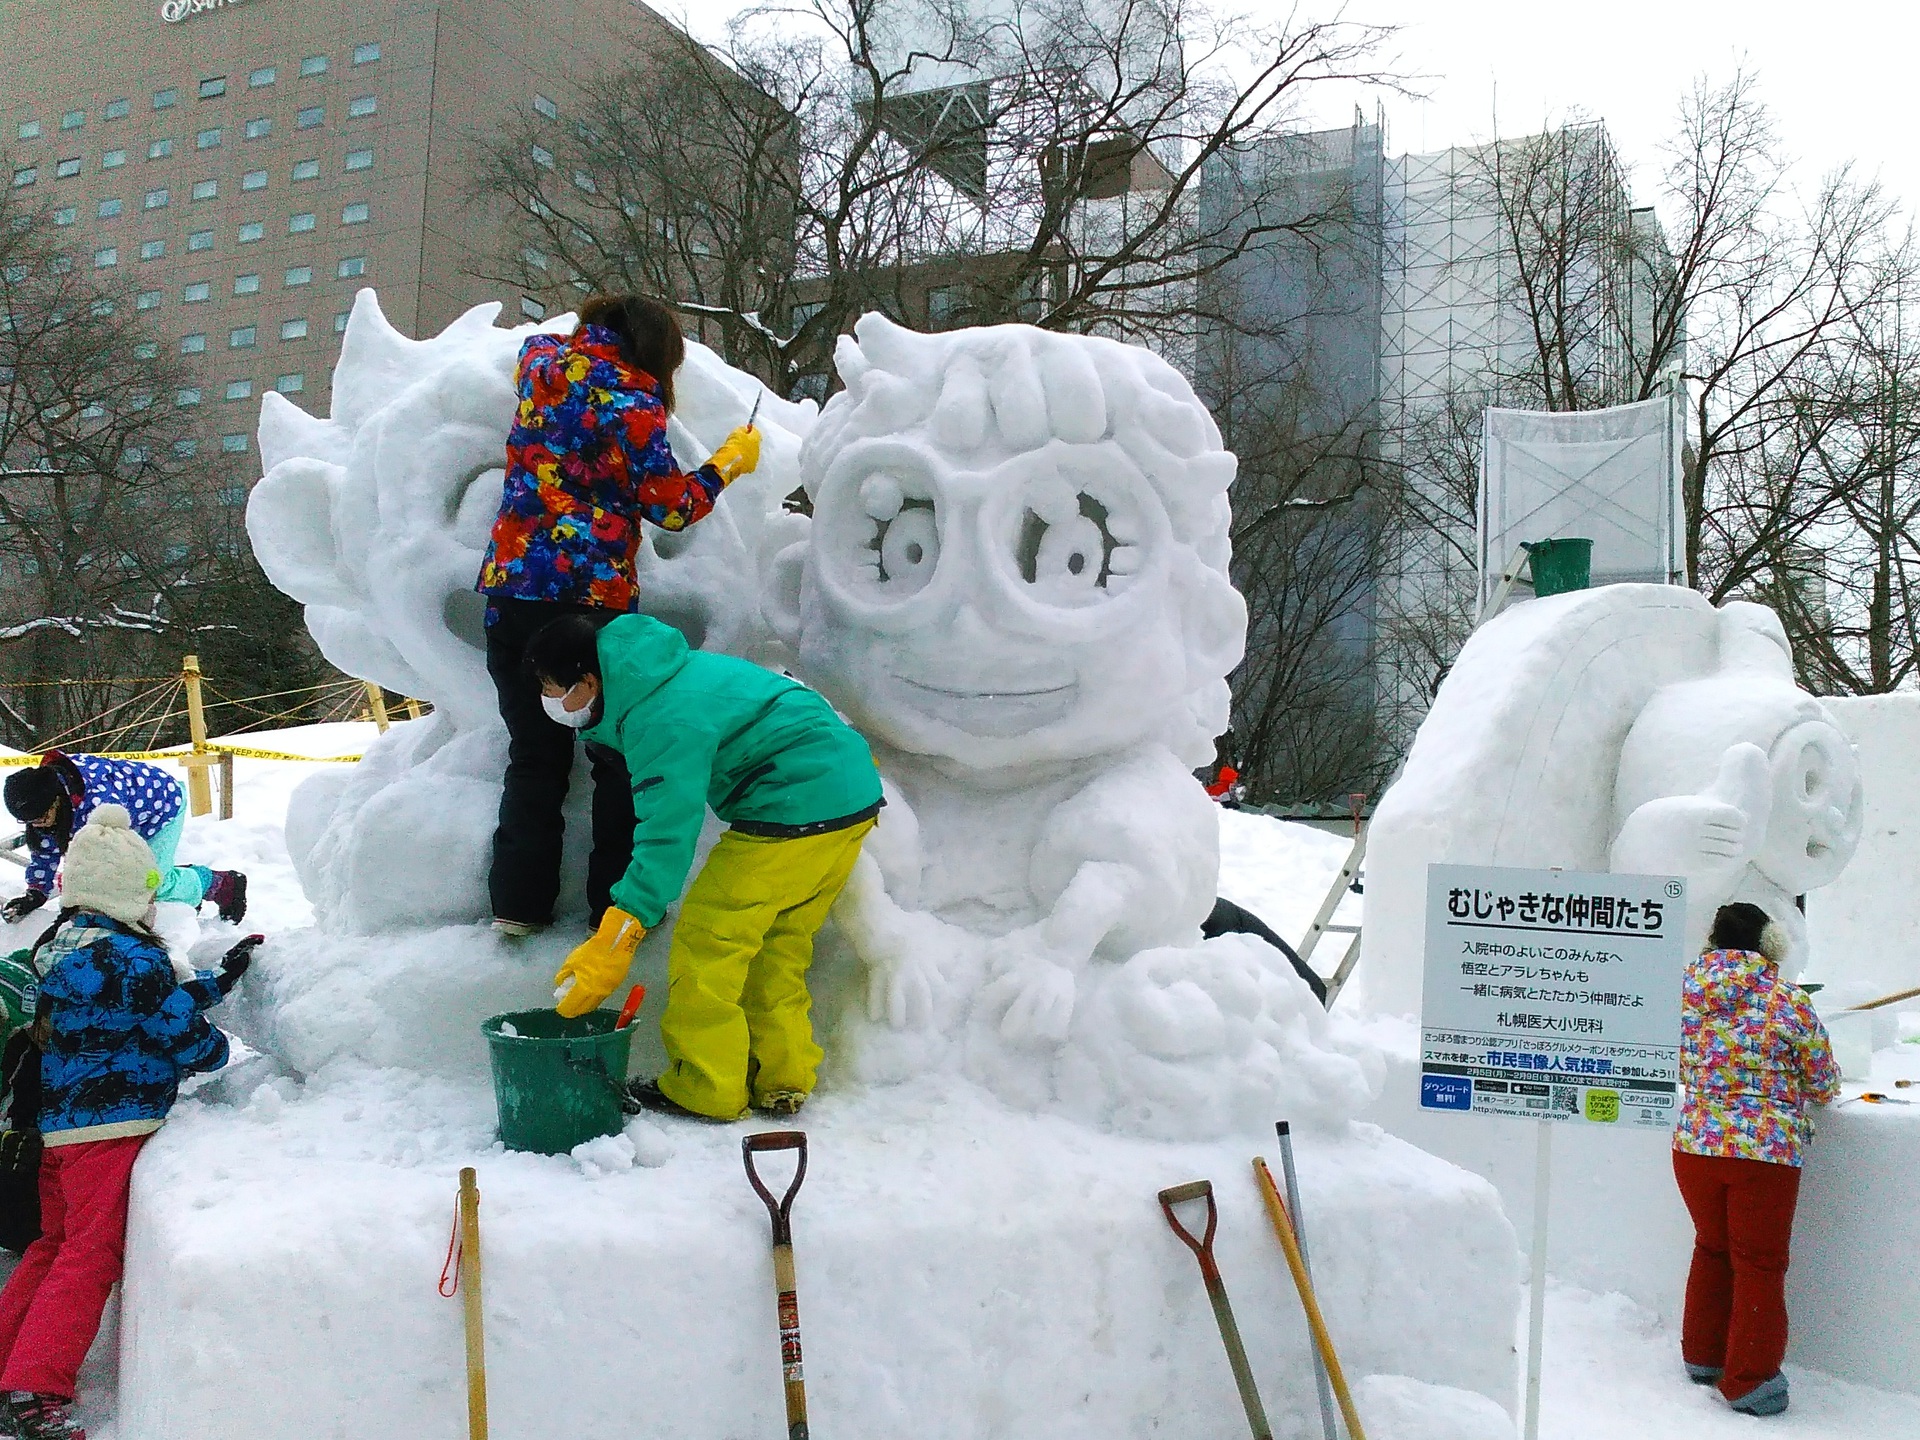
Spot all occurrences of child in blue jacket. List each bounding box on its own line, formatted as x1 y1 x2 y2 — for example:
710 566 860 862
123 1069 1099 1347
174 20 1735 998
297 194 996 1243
2 753 246 927
0 805 253 1440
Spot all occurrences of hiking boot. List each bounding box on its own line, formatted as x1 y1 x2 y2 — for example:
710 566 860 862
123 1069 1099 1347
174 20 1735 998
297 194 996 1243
1728 1373 1789 1416
491 917 544 939
5 1392 83 1440
1685 1363 1722 1386
753 1090 809 1118
623 1078 745 1123
204 869 248 924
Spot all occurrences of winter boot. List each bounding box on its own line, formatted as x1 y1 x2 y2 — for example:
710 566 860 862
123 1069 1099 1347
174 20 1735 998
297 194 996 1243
1685 1363 1722 1386
204 870 248 924
5 1392 84 1440
753 1090 808 1118
1728 1373 1789 1417
624 1078 746 1123
491 918 544 939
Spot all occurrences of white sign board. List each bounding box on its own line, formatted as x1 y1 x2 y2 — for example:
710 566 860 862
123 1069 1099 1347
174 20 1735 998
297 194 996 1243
1420 863 1685 1130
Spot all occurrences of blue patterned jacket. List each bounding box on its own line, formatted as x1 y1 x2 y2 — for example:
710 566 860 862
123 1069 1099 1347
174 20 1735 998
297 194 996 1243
23 754 184 897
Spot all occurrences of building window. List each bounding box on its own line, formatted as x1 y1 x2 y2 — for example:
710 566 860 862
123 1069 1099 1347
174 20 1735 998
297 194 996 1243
522 247 548 270
144 188 169 209
221 434 249 454
17 120 39 140
337 255 366 278
101 149 126 170
347 95 377 119
134 340 159 358
225 379 252 400
135 289 161 310
174 439 199 457
234 273 260 294
533 94 558 120
276 373 304 393
93 247 118 268
60 110 84 131
249 66 276 88
183 281 210 302
9 169 34 189
230 326 257 348
289 212 316 233
199 77 226 100
189 229 214 250
280 266 310 287
572 170 596 194
280 318 309 340
153 88 177 110
104 98 131 121
176 388 202 407
341 203 369 225
530 144 553 170
245 117 271 140
242 170 267 191
196 128 222 150
181 333 206 354
520 297 546 319
291 159 319 181
148 138 173 160
192 179 218 201
52 207 76 225
334 312 349 332
237 221 263 242
297 107 324 130
353 42 381 65
301 55 329 77
55 157 81 179
96 198 122 218
345 149 373 172
140 240 165 260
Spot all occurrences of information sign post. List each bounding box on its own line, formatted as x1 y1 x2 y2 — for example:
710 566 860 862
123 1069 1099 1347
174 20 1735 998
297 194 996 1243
1419 864 1687 1440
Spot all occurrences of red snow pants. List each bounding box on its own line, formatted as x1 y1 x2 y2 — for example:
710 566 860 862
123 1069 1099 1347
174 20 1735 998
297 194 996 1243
0 1135 147 1398
1672 1148 1801 1402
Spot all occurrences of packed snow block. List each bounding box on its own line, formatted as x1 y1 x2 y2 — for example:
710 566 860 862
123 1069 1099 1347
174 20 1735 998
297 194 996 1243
116 1079 1519 1440
1356 1373 1517 1440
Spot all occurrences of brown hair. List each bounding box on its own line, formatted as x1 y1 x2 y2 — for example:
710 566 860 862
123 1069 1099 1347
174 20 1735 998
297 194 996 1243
576 294 686 411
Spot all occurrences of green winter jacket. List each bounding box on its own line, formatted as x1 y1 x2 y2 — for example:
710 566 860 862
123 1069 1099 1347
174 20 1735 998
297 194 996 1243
584 614 883 927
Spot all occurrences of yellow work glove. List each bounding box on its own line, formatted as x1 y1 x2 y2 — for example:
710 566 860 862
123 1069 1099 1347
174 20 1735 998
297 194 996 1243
553 908 646 1019
705 424 762 483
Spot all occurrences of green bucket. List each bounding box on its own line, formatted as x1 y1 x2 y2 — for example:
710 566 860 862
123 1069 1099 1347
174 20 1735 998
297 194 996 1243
1525 538 1594 597
482 1008 636 1156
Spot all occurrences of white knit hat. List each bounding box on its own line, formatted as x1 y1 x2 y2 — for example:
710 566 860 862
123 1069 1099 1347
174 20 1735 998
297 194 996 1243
58 804 160 925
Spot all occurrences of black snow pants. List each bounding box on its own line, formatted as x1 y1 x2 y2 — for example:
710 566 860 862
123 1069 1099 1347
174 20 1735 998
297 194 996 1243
485 597 636 927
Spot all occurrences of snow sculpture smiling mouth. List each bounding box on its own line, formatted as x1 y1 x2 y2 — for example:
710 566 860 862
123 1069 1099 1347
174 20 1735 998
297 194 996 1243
891 676 1080 737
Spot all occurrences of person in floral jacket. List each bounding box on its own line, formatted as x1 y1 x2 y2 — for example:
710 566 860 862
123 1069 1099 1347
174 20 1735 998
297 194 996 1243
475 295 761 934
1672 901 1841 1418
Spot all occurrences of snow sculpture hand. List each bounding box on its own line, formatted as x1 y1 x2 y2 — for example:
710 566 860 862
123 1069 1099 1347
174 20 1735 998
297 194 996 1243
1610 742 1771 884
836 853 953 1031
981 947 1079 1047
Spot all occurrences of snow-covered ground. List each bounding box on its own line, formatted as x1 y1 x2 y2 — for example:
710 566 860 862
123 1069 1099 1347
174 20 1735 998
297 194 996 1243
1 730 1911 1436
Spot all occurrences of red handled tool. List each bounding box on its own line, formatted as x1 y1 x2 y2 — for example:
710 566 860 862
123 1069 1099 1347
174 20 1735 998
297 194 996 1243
1159 1180 1272 1440
615 984 646 1029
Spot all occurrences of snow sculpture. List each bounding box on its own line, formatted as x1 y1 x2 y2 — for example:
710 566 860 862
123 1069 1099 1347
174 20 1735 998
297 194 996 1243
247 290 810 931
1357 584 1863 1017
766 315 1376 1136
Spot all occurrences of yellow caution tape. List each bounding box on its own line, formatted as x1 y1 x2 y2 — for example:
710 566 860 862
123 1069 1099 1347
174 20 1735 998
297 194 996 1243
0 747 362 767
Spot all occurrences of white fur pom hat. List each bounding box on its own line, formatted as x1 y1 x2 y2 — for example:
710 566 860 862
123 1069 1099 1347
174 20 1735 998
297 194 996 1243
57 804 160 924
1758 920 1791 967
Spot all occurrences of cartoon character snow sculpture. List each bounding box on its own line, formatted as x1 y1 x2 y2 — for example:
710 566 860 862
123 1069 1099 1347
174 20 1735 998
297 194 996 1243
1357 586 1863 1017
766 315 1376 1136
246 290 809 932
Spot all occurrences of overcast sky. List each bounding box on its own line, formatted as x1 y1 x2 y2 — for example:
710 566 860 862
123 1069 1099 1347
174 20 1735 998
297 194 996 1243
665 0 1915 232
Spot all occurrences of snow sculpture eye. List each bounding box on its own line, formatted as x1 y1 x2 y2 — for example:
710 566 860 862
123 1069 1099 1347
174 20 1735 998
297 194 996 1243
862 473 940 596
1010 476 1143 606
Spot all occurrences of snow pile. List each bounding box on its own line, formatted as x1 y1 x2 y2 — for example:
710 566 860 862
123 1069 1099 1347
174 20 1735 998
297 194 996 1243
1357 1374 1517 1440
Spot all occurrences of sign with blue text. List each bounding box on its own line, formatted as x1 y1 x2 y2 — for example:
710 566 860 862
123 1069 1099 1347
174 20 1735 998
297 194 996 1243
1420 864 1685 1130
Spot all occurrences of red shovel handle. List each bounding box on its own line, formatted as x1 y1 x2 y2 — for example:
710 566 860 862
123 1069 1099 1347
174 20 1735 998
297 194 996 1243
615 985 646 1029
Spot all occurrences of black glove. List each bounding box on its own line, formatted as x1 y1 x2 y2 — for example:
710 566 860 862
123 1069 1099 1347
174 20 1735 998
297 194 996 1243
1 892 46 924
0 1129 39 1175
216 934 265 996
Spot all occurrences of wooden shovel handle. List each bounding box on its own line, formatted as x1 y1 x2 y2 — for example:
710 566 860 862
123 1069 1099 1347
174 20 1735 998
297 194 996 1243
1253 1158 1367 1440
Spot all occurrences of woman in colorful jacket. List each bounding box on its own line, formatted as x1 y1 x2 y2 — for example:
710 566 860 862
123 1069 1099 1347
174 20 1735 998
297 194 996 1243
1 753 246 926
526 612 882 1121
0 805 251 1440
1672 901 1841 1418
475 295 762 936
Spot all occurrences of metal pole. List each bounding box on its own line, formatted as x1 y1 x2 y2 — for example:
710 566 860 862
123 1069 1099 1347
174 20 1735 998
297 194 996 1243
1278 1123 1338 1440
181 655 212 816
458 1167 488 1440
1523 1120 1552 1440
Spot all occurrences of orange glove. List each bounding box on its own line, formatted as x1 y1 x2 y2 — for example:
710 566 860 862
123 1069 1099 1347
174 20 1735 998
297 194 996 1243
705 425 761 483
553 908 646 1019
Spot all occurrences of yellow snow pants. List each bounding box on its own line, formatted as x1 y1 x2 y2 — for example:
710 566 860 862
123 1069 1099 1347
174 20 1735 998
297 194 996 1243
656 820 873 1119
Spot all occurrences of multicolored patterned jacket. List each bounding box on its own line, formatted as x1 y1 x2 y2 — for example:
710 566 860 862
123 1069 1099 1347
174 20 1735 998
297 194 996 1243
1674 947 1841 1167
475 325 727 614
23 753 183 898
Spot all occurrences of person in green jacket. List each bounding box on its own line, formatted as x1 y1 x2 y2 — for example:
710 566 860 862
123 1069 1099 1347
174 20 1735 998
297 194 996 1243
525 612 882 1120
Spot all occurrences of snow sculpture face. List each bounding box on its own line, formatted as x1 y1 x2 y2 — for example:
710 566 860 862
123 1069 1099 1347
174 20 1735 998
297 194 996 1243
1755 719 1861 891
773 314 1245 773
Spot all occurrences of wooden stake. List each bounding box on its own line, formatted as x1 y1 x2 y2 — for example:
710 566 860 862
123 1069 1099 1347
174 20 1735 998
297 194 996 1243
403 696 424 720
218 750 234 821
365 682 391 733
181 655 212 816
1848 984 1920 1012
458 1167 488 1440
1252 1158 1367 1440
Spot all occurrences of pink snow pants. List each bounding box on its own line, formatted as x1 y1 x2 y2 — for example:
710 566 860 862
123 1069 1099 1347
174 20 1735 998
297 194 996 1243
0 1135 147 1398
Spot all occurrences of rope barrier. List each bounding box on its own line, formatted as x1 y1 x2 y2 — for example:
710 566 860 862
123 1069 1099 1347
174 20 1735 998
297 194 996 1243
0 744 363 766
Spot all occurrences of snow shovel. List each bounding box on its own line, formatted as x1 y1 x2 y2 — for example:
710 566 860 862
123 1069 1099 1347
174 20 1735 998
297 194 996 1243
1158 1180 1273 1440
744 1130 811 1440
1252 1157 1367 1440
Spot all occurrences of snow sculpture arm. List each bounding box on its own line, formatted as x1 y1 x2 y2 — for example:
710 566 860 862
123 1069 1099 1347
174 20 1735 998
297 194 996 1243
1610 742 1771 899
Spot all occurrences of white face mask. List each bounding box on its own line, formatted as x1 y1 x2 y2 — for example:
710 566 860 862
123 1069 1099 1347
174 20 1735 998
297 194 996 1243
542 691 596 729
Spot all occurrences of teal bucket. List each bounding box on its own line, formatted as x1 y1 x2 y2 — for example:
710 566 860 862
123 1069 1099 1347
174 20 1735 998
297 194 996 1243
482 1008 635 1156
1525 538 1594 597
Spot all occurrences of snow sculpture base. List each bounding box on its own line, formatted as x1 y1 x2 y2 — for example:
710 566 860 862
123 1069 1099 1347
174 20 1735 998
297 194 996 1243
117 1079 1519 1440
